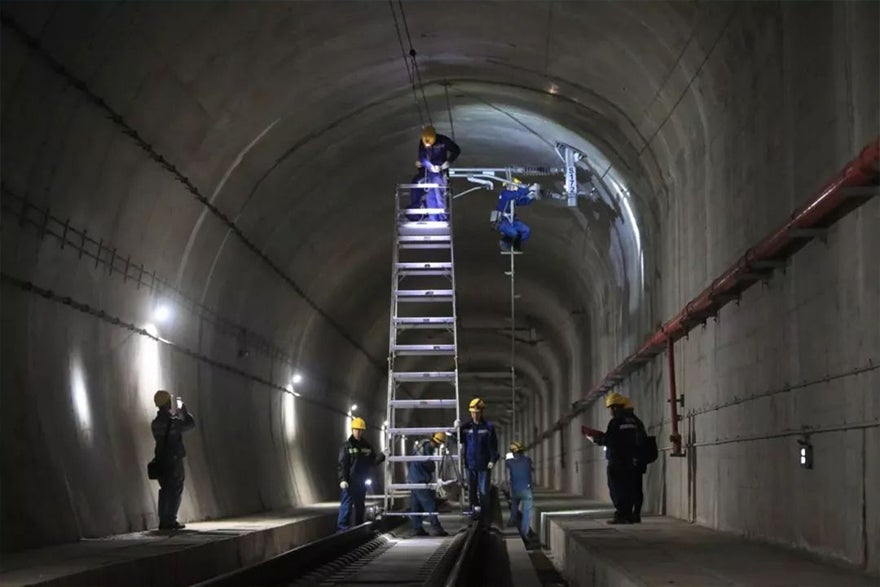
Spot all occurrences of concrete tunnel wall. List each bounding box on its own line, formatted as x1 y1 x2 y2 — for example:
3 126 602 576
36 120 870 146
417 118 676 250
0 1 877 575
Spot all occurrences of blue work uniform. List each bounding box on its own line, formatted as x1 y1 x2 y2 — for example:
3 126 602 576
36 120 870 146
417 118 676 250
496 186 535 249
407 439 445 532
411 134 461 221
505 454 534 539
594 412 645 522
460 419 499 517
337 436 385 531
151 407 196 529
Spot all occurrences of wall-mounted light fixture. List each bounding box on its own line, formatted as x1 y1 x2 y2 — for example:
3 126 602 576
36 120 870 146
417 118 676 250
798 437 813 470
292 372 303 384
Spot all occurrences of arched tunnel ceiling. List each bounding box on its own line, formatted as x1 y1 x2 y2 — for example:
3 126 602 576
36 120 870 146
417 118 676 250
0 1 708 420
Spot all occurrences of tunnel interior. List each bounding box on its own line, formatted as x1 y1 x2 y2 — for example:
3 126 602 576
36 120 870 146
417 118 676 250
1 0 878 576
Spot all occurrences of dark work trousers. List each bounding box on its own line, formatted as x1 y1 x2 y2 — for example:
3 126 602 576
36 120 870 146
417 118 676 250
633 468 644 519
158 458 185 526
607 463 635 520
410 489 443 530
466 468 490 516
337 479 367 531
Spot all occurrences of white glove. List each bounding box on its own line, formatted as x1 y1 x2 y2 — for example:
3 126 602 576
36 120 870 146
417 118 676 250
441 161 450 170
340 481 349 490
453 419 461 428
430 164 441 173
530 183 540 191
415 161 423 168
487 462 494 470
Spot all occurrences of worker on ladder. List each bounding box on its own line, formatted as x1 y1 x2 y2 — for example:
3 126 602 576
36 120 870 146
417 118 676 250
492 178 540 251
337 417 386 531
411 125 461 221
407 432 450 537
458 397 499 521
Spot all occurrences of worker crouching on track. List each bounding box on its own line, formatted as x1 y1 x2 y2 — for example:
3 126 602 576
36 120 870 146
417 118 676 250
505 441 534 540
459 397 499 521
337 417 386 531
408 432 449 536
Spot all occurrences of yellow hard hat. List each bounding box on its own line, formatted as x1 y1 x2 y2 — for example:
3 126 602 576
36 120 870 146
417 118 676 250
432 431 447 444
510 441 523 452
604 392 627 408
421 125 437 147
623 397 634 410
154 390 172 408
351 417 367 430
512 177 522 185
469 397 486 410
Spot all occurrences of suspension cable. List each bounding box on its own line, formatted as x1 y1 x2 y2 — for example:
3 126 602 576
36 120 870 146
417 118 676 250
397 0 433 125
388 0 424 125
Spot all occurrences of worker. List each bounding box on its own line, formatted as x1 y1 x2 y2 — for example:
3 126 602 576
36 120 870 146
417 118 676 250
505 441 534 540
583 392 642 524
411 125 461 221
407 432 450 536
458 397 499 520
494 178 540 251
337 417 386 531
150 390 196 531
623 398 648 523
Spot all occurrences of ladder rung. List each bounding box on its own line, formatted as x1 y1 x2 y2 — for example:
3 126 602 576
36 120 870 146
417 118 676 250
389 399 458 408
386 454 460 462
398 269 452 277
387 482 443 490
393 371 457 382
393 344 455 356
381 511 444 517
396 262 453 270
398 184 446 190
399 243 452 250
399 235 451 242
401 208 447 214
398 222 451 236
388 427 455 435
397 290 454 302
394 317 455 329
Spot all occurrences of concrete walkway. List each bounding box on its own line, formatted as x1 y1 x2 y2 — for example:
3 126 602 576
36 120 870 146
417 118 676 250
0 504 341 587
532 492 880 587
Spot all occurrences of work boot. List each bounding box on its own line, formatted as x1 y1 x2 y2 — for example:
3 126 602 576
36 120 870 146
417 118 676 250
413 527 429 536
630 514 642 524
159 522 186 531
499 239 511 251
606 515 631 525
429 527 449 537
513 236 522 251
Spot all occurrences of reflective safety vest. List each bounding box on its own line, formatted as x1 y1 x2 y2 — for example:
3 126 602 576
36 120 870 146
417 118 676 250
338 436 384 483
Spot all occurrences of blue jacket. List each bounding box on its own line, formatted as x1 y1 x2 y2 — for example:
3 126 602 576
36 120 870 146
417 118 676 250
460 419 499 471
505 454 533 493
417 134 461 168
338 436 385 483
151 408 196 459
496 186 534 219
407 438 438 484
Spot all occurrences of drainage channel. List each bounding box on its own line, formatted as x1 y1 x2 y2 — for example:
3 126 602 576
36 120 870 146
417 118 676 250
193 514 476 587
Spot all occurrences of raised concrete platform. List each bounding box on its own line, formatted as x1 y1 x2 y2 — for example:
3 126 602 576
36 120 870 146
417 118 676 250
533 492 880 587
0 504 342 587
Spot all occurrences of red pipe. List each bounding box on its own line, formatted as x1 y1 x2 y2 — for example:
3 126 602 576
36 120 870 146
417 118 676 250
552 139 879 440
667 339 684 456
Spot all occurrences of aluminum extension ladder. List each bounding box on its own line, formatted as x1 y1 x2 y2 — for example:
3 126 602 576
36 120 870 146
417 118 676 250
382 181 463 519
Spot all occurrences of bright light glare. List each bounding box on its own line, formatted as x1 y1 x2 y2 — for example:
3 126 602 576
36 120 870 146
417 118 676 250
350 404 358 412
283 391 296 442
70 355 93 443
365 478 373 487
292 373 303 384
153 304 172 323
